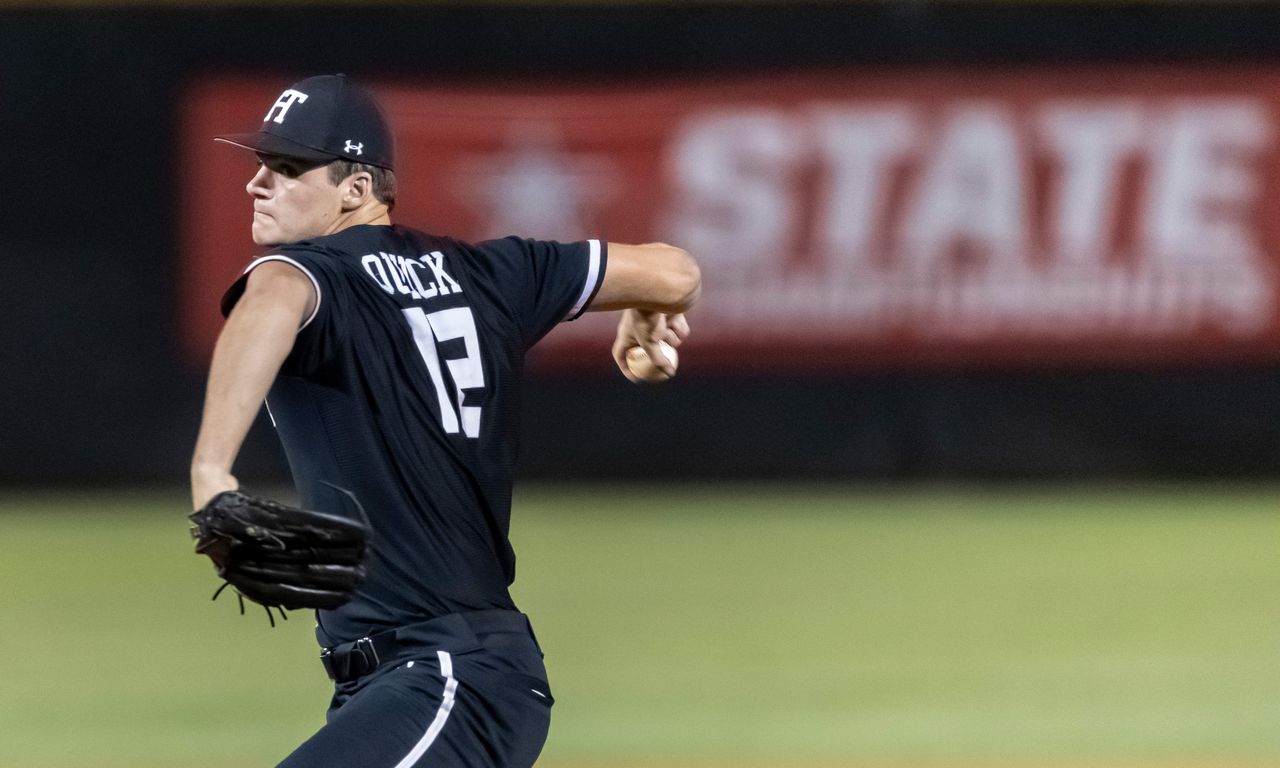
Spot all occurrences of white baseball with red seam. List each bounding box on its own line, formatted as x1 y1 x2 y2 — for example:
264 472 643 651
625 341 678 382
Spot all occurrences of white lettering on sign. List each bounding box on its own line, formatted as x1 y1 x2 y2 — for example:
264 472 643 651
812 106 917 271
1039 102 1145 265
662 112 800 285
900 106 1028 275
654 98 1272 340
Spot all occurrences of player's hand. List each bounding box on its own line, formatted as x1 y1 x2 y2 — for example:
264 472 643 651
191 464 240 511
612 309 691 382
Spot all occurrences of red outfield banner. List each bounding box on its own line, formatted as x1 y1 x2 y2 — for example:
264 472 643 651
180 71 1280 371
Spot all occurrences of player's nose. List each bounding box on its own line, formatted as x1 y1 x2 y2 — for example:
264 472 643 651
246 164 272 197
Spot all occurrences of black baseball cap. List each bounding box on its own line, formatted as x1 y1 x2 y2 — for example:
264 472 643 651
215 74 395 171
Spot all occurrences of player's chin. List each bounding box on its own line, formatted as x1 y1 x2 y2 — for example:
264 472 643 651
250 220 284 246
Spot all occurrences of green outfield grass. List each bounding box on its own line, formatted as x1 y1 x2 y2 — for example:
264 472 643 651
0 485 1277 768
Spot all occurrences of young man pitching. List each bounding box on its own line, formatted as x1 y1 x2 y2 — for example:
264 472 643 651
190 74 699 767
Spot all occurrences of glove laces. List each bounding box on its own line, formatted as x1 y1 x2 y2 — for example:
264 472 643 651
211 581 289 627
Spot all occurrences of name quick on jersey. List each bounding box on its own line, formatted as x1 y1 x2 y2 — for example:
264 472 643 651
361 251 462 300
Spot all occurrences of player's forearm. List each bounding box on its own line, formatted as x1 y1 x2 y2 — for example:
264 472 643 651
666 256 701 313
639 251 700 314
190 298 300 479
592 243 701 314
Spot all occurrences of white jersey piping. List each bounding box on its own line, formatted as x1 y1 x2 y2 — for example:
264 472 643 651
565 239 602 319
243 255 322 330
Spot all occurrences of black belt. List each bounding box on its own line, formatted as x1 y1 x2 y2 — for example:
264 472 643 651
320 634 397 682
320 610 532 683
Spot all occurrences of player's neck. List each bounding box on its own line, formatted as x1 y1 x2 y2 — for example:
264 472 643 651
325 204 392 236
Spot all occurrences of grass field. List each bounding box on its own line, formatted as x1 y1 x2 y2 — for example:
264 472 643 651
0 484 1277 768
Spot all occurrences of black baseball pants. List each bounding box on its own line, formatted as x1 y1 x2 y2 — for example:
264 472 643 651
277 610 553 768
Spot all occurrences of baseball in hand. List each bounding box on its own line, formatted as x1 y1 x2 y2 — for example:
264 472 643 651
626 341 678 382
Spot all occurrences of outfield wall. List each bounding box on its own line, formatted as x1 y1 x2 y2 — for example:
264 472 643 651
4 3 1280 483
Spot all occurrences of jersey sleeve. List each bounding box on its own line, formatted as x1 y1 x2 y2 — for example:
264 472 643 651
219 248 345 375
473 237 606 346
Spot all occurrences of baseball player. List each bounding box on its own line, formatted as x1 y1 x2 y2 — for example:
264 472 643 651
189 74 700 767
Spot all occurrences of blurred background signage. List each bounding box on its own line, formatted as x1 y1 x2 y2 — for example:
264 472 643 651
181 71 1280 371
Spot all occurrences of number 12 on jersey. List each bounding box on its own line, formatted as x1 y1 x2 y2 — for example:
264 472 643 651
402 307 484 438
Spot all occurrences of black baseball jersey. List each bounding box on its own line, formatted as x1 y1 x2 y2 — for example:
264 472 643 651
221 224 606 646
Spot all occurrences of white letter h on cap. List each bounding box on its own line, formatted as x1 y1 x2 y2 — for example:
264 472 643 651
265 89 308 124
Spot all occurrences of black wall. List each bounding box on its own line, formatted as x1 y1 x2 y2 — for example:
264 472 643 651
5 3 1280 484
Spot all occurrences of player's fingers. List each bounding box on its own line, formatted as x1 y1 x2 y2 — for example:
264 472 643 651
660 315 688 348
640 338 675 376
668 313 690 343
644 313 668 342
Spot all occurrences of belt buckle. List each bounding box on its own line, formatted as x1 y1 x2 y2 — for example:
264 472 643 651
355 636 380 671
318 636 380 682
319 646 338 681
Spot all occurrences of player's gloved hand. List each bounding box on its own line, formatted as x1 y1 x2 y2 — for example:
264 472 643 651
612 309 690 383
189 490 370 625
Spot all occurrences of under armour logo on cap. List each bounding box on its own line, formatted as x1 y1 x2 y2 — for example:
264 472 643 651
214 74 396 171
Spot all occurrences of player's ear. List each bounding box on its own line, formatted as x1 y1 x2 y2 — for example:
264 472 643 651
340 171 374 211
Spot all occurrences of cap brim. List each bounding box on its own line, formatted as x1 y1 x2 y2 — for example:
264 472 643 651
213 132 337 164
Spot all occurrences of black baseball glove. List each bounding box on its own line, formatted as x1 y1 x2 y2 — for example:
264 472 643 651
189 490 370 624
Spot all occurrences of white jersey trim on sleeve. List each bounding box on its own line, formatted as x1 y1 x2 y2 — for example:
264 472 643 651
565 238 602 320
243 255 322 330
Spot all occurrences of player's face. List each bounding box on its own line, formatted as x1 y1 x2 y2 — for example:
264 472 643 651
246 155 343 245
